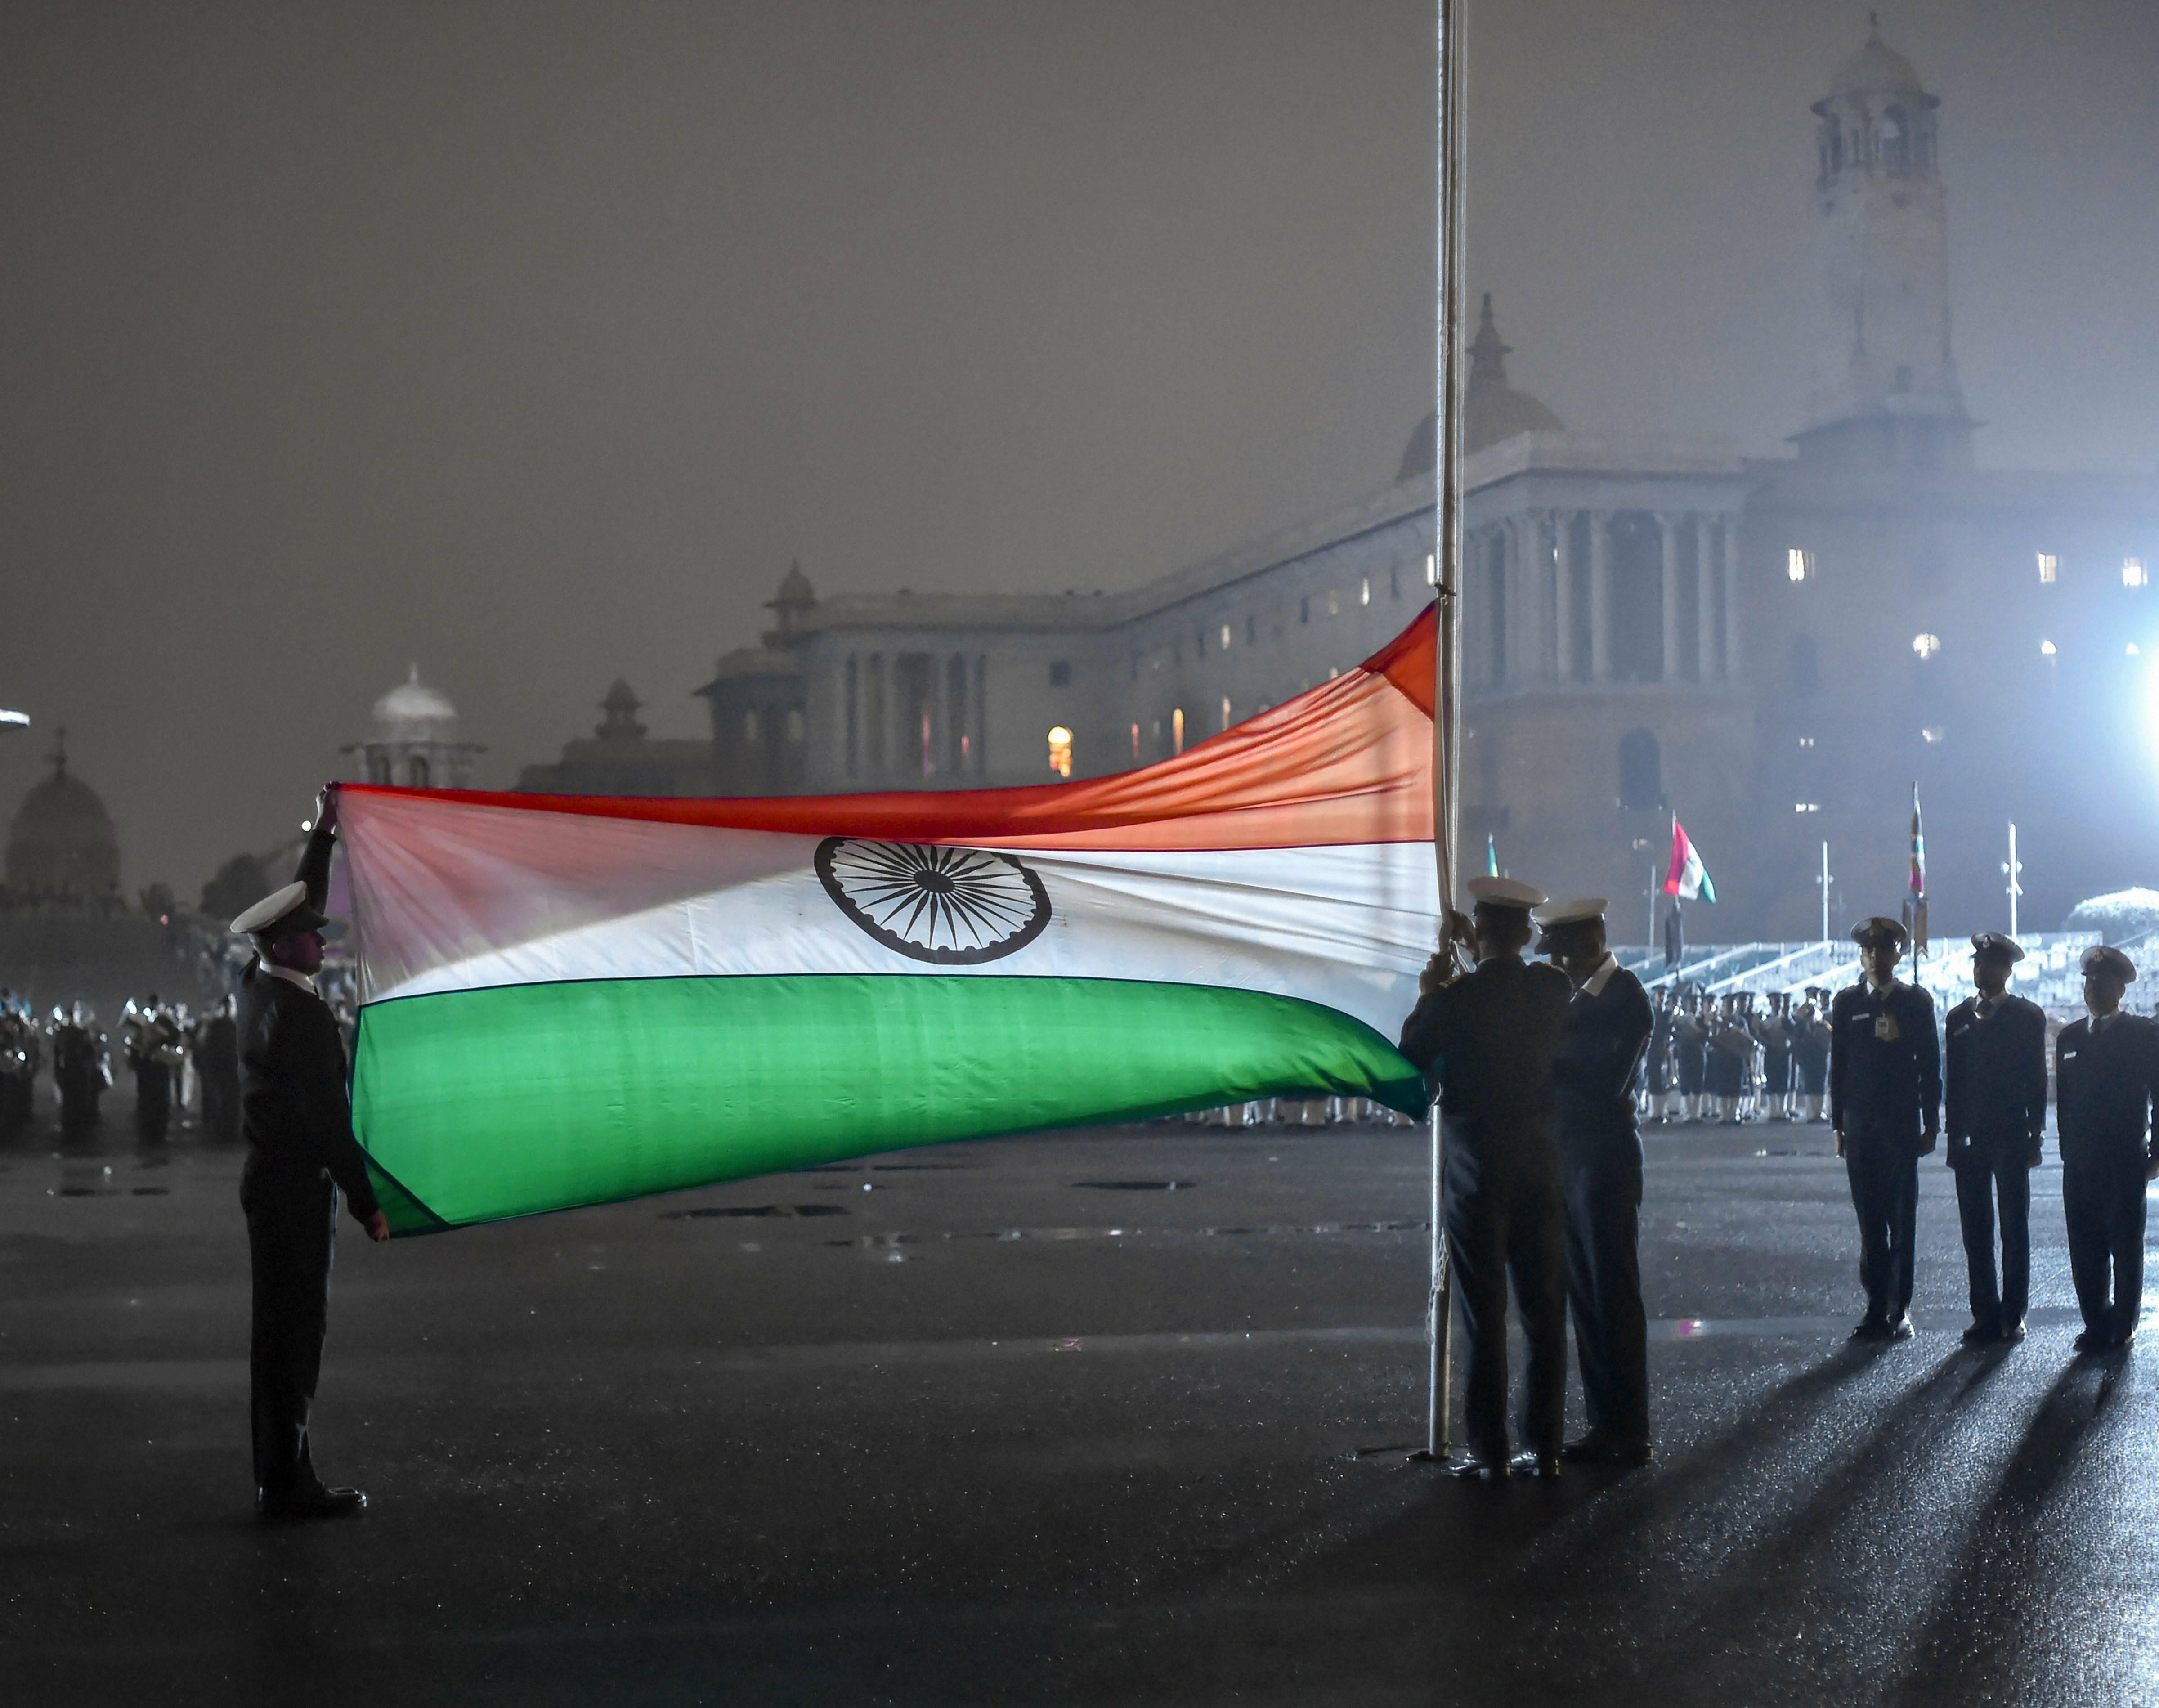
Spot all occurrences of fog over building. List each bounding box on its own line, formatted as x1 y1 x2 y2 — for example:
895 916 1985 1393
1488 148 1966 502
524 26 2158 937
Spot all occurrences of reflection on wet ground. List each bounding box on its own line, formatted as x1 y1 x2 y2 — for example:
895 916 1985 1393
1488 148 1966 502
6 1114 2159 1705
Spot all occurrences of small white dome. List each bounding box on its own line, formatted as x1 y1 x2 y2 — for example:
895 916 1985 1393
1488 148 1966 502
373 664 458 731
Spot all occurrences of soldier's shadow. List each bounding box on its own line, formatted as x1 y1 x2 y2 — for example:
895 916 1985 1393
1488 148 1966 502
1884 1352 2131 1706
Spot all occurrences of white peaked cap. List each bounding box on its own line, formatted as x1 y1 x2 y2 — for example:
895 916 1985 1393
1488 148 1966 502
230 881 311 937
1465 875 1545 910
1532 897 1608 928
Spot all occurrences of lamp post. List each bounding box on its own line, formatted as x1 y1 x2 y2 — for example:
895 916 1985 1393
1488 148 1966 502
1816 840 1833 942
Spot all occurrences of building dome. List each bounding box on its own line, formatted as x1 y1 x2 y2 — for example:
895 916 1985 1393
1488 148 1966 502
1830 28 1926 99
1398 294 1565 479
5 738 121 898
372 664 458 734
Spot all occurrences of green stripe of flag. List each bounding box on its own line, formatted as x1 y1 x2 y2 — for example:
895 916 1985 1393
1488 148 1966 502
353 975 1425 1233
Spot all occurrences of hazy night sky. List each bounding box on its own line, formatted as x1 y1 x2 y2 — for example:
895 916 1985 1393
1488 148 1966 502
3 0 2155 897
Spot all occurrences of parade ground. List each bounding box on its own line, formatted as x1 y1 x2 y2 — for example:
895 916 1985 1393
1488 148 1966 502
7 1106 2156 1708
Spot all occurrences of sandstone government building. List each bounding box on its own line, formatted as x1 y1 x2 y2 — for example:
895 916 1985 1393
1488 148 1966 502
519 28 2159 941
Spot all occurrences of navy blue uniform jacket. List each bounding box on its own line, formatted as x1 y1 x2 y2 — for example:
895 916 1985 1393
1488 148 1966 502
1943 993 2048 1170
1829 979 1941 1153
2055 1013 2159 1170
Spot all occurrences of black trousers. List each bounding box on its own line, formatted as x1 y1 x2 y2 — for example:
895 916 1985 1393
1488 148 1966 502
1845 1140 1918 1322
1447 1160 1567 1464
245 1179 338 1495
133 1066 170 1143
1561 1156 1649 1446
1952 1155 2031 1330
2062 1156 2146 1342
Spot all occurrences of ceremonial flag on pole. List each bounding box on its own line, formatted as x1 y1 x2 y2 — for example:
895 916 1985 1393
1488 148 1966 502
1664 818 1716 905
1909 782 1928 952
339 614 1443 1234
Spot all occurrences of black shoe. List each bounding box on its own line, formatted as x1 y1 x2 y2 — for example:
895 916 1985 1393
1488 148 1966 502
1851 1317 1892 1341
1887 1315 1916 1341
1438 1455 1509 1483
1961 1321 1999 1346
1998 1319 2027 1342
257 1483 367 1521
2073 1330 2104 1354
1507 1450 1561 1479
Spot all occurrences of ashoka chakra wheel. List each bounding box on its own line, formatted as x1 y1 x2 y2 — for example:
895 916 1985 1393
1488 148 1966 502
814 838 1051 965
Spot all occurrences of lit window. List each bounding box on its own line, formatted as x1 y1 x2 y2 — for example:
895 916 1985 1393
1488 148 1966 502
1787 548 1814 582
2037 553 2059 583
1797 736 1816 748
1424 553 1437 586
1218 624 1232 651
1359 577 1371 606
1912 633 1942 659
1172 708 1185 754
1219 695 1232 732
1794 802 1821 813
2127 558 2149 588
1326 589 1341 618
1047 726 1073 778
1922 726 1946 744
2040 638 2058 656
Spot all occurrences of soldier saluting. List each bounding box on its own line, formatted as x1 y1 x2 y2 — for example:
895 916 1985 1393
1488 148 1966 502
1830 917 1940 1340
1534 897 1655 1467
2055 945 2159 1354
1943 932 2047 1344
1398 875 1573 1481
231 787 390 1520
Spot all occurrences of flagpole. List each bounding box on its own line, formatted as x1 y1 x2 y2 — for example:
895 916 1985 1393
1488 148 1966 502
1420 0 1467 1466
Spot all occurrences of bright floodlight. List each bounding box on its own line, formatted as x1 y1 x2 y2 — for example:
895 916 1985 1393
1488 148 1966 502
1912 632 1941 659
0 709 27 726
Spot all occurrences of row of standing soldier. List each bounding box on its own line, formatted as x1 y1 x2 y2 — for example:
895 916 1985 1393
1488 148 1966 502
0 990 241 1143
1392 886 2158 1484
1645 986 1834 1125
1833 917 2155 1353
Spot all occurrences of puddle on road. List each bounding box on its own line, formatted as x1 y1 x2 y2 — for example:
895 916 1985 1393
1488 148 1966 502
660 1203 851 1220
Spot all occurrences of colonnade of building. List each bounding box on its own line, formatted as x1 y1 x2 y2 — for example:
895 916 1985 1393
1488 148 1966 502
1468 507 1743 690
842 650 989 783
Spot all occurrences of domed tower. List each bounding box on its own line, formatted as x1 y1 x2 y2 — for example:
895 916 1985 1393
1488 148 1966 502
4 731 122 904
1398 295 1565 480
342 665 485 789
1798 18 1972 470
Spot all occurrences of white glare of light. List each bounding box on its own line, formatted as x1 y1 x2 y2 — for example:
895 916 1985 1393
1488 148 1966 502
1794 802 1821 813
300 820 313 832
2127 558 2149 588
1912 632 1941 659
2038 552 2059 583
1922 727 1946 744
1424 553 1437 586
2132 644 2143 657
1787 548 1811 582
0 709 28 726
2041 638 2058 656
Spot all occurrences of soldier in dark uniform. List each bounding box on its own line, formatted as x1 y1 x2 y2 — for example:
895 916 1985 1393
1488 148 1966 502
50 1003 108 1137
1830 917 1940 1340
1644 987 1677 1123
0 993 39 1137
1943 932 2048 1344
1760 993 1794 1121
1793 990 1831 1121
232 788 391 1520
2055 944 2159 1353
1536 897 1656 1466
194 995 241 1143
1673 991 1707 1122
1399 875 1574 1481
124 994 180 1146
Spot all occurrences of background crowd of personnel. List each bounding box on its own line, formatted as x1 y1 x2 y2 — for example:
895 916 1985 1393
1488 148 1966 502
0 989 244 1143
1645 985 1834 1124
1396 884 2159 1484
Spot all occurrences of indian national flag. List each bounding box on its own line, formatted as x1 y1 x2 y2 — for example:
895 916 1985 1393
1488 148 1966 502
1664 818 1716 905
341 612 1444 1233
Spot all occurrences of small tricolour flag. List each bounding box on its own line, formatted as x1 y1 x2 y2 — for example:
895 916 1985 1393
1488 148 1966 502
1664 819 1716 904
338 611 1445 1233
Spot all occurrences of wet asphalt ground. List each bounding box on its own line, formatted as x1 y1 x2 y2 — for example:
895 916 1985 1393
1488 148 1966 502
5 1099 2156 1707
